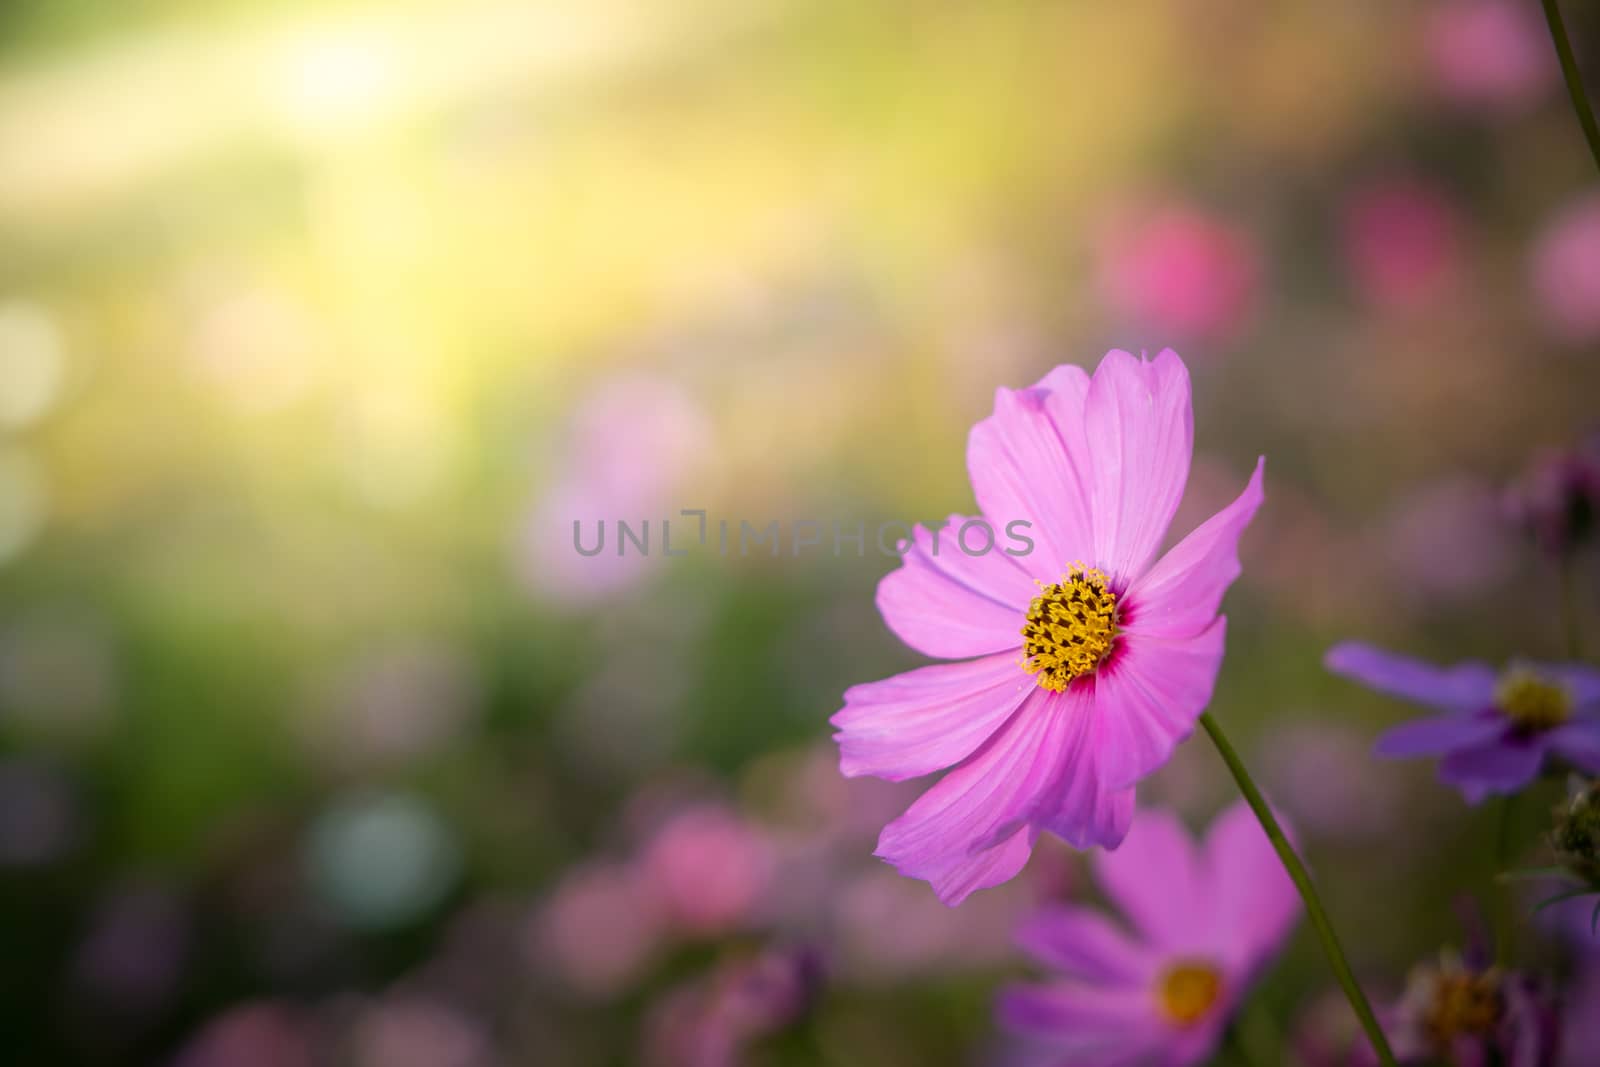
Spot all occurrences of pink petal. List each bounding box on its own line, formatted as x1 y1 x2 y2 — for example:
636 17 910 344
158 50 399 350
875 517 1031 659
1092 808 1210 953
966 368 1096 581
874 689 1073 905
832 653 1033 782
996 984 1166 1066
1029 684 1137 849
1123 458 1265 639
1085 350 1194 586
997 983 1156 1034
1090 619 1228 790
1013 906 1162 984
1200 800 1301 974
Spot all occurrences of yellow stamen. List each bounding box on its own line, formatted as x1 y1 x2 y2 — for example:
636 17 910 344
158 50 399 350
1423 968 1501 1045
1020 564 1119 691
1495 669 1571 733
1156 960 1223 1027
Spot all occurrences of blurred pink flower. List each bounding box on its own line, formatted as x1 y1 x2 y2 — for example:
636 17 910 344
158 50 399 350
351 995 494 1067
1097 206 1260 342
1530 192 1600 343
530 862 662 998
642 805 775 935
72 883 190 1018
831 868 1025 982
1379 477 1516 605
642 946 821 1067
517 373 713 605
1341 180 1463 311
172 1002 319 1067
997 802 1301 1067
1423 0 1554 112
1260 721 1408 841
834 351 1265 903
1503 437 1600 556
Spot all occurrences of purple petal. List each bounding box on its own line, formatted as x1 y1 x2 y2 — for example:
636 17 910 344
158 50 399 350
1373 710 1508 758
1092 808 1209 953
875 517 1031 659
832 654 1033 782
1084 350 1194 586
1324 643 1498 712
1201 800 1301 974
874 690 1073 905
1438 739 1546 804
1548 718 1600 774
1013 907 1162 984
967 369 1096 581
1090 618 1227 790
1122 458 1264 639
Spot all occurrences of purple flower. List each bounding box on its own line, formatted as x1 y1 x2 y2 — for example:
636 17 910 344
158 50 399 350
997 801 1300 1067
1326 644 1600 803
1383 954 1559 1067
833 350 1265 903
1502 439 1600 557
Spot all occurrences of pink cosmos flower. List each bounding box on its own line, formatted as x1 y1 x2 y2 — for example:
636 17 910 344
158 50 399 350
641 804 775 934
1530 192 1600 344
1340 179 1463 312
1422 0 1554 114
997 801 1301 1067
832 349 1265 903
1097 208 1260 343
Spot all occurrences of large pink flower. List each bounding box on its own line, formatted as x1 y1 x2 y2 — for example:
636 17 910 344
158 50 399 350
831 350 1264 904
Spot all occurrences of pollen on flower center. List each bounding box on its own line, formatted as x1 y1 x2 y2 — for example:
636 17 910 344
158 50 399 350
1020 565 1119 692
1156 961 1223 1027
1423 970 1502 1045
1495 669 1572 733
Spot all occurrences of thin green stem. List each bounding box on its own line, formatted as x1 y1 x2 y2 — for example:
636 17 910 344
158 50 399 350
1541 0 1600 176
1199 712 1398 1067
1494 794 1518 966
1559 553 1582 660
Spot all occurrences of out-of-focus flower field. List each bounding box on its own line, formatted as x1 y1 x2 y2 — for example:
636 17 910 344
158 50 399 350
1 1 1598 1064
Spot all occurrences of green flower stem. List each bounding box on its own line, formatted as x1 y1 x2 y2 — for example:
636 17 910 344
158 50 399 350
1559 553 1582 660
1494 793 1518 967
1199 711 1398 1067
1541 0 1600 176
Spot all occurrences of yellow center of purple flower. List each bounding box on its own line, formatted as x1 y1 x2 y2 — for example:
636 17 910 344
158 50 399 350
1495 669 1571 733
1020 565 1119 691
1423 969 1502 1045
1156 960 1223 1026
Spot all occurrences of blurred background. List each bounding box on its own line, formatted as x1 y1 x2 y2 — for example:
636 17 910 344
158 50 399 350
1 0 1599 1063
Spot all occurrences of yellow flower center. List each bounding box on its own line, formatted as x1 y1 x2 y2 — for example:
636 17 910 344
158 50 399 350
1156 961 1223 1027
1020 565 1119 692
1423 970 1502 1045
1495 669 1571 733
